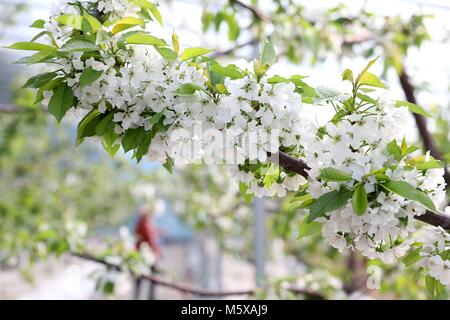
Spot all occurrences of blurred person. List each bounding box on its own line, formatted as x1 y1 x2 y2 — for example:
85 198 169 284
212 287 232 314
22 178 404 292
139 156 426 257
134 205 163 299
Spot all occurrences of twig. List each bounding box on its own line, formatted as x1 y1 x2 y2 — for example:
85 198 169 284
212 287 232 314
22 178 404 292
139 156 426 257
229 0 268 22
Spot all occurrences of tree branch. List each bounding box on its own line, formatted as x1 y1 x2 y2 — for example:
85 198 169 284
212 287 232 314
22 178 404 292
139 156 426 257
229 0 268 22
71 252 325 299
398 68 450 186
213 39 259 57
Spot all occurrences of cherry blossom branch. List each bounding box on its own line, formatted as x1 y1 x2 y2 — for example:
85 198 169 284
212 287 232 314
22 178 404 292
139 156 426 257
71 252 325 299
213 38 259 57
275 151 450 231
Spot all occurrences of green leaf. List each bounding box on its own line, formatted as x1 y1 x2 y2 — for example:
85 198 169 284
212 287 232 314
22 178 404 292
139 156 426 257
155 47 178 60
95 113 114 136
402 247 422 266
356 92 377 105
84 14 102 32
175 83 203 95
239 182 254 204
60 39 98 52
298 216 322 239
7 42 56 51
342 69 353 82
55 14 83 30
387 139 402 160
125 32 168 46
260 40 276 66
162 156 174 173
172 30 180 53
381 180 437 213
356 57 379 84
135 0 163 25
414 160 444 170
425 275 436 299
148 3 163 25
316 86 347 102
30 19 46 28
319 167 353 182
395 100 431 117
22 72 58 89
180 47 213 61
308 188 353 222
79 66 103 88
96 29 110 45
209 63 244 80
48 83 74 123
358 72 387 88
267 75 290 84
76 110 102 145
352 184 367 216
112 17 145 34
122 127 146 152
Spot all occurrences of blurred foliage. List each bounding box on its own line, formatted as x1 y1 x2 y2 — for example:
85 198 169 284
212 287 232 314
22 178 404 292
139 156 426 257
0 86 142 268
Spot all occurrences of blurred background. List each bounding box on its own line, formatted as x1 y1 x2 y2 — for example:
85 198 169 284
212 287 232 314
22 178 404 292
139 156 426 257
1 0 450 300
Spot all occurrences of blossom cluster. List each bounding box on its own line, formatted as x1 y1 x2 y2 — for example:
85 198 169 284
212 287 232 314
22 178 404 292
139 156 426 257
419 226 450 286
301 102 446 263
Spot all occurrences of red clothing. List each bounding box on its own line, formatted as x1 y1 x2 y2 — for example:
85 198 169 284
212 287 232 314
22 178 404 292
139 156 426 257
135 215 162 259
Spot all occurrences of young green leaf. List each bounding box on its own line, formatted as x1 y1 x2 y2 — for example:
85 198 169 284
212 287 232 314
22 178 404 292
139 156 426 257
358 72 387 88
125 32 168 46
308 188 353 222
387 139 402 160
342 69 353 82
30 19 46 28
59 39 98 52
319 167 353 182
48 83 74 123
172 30 179 53
96 29 110 45
80 66 103 88
209 63 244 80
84 14 102 32
239 182 254 204
55 14 83 30
112 17 145 34
180 47 213 61
395 100 431 117
155 47 178 60
352 184 367 216
402 247 422 266
260 40 276 66
175 83 203 95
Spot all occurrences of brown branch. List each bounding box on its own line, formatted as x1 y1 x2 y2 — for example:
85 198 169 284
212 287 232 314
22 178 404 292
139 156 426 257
398 69 450 183
72 252 325 299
